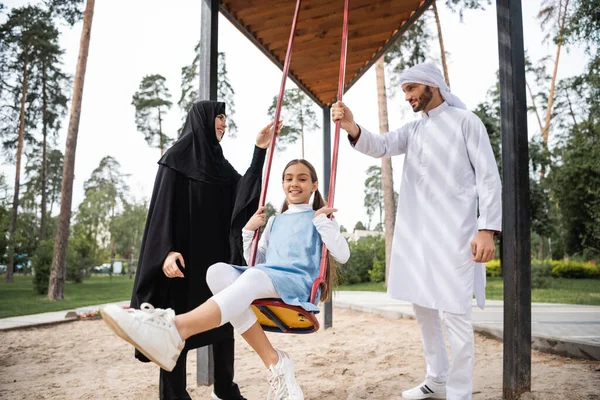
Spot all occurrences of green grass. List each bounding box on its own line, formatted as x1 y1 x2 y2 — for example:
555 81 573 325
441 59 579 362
338 277 600 306
0 274 135 318
2 274 598 319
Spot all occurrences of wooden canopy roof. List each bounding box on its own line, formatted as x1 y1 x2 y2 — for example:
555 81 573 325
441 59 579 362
220 0 433 107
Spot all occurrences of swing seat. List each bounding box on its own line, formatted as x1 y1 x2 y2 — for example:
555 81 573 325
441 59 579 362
251 279 325 334
251 299 319 334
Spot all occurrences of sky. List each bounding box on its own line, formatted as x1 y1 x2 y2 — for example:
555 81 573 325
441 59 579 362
1 0 589 232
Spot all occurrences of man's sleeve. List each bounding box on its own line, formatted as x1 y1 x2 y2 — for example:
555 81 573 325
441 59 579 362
464 114 502 233
347 124 411 158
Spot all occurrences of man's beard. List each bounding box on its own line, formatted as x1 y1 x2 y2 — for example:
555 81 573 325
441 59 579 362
412 86 433 112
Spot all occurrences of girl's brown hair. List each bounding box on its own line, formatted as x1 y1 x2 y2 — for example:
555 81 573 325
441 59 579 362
281 159 337 302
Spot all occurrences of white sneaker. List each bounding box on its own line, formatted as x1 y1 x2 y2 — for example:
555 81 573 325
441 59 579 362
267 350 304 400
402 379 446 399
211 392 221 400
102 303 184 372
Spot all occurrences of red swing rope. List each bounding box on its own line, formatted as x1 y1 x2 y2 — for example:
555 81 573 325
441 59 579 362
310 0 350 303
250 0 350 307
249 0 303 267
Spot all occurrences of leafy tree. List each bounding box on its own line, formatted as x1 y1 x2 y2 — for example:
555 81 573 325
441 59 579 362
179 48 238 135
32 239 53 294
35 30 69 240
339 236 385 284
354 221 366 231
0 5 56 282
109 200 147 265
267 88 319 158
22 148 64 229
132 74 173 155
364 165 383 230
66 156 129 286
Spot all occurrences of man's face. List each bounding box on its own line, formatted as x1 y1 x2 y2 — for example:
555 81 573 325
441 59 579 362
402 83 433 112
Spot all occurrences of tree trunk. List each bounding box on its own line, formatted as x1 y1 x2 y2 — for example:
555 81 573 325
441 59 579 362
375 57 396 286
526 79 544 132
433 1 450 87
540 0 569 179
49 0 95 300
40 61 48 241
542 0 569 144
6 56 29 283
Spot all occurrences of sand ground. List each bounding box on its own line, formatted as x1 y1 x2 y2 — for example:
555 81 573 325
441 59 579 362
1 308 599 399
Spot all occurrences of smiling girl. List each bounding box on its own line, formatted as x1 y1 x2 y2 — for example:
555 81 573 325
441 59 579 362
103 159 350 400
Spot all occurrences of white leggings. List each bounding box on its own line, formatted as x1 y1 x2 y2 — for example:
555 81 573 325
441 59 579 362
206 262 280 334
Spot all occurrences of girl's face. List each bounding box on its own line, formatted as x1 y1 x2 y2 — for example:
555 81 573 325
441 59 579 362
282 163 318 205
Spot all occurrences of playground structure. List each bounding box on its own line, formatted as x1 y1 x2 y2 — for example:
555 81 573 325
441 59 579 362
196 1 531 399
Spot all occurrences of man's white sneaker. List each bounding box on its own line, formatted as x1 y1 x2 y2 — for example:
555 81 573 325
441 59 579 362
102 303 184 372
267 349 304 400
402 379 446 399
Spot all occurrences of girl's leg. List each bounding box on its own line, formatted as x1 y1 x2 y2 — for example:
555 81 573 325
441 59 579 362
206 264 279 367
175 268 278 352
240 322 278 368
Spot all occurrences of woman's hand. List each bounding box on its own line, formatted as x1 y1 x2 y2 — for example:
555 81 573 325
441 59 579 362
244 206 267 231
162 251 185 278
314 206 337 219
255 120 283 149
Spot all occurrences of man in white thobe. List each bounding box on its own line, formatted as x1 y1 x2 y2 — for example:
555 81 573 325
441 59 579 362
332 62 502 400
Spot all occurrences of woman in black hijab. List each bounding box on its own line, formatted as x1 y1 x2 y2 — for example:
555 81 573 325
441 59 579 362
131 100 276 400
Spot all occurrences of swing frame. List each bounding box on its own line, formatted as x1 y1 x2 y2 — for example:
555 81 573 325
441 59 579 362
247 0 350 334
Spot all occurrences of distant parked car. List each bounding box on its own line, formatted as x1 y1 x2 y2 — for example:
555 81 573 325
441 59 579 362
0 265 6 274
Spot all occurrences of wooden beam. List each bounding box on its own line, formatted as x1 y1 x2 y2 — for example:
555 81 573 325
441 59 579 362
290 58 369 79
496 0 532 399
219 3 324 106
237 0 341 28
260 7 414 50
288 31 396 59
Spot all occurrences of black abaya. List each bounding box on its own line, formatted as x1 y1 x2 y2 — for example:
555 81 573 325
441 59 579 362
130 101 265 399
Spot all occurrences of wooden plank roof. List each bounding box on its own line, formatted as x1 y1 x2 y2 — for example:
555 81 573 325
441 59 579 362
220 0 433 106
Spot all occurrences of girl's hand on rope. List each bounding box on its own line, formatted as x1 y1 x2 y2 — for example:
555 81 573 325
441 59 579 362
162 251 185 278
244 206 267 231
256 120 283 149
314 206 337 219
332 101 359 138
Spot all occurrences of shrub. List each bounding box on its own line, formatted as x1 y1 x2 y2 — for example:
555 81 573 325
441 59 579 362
485 259 599 279
485 259 502 277
369 258 385 283
31 240 54 295
531 261 553 289
339 235 384 284
551 260 600 279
